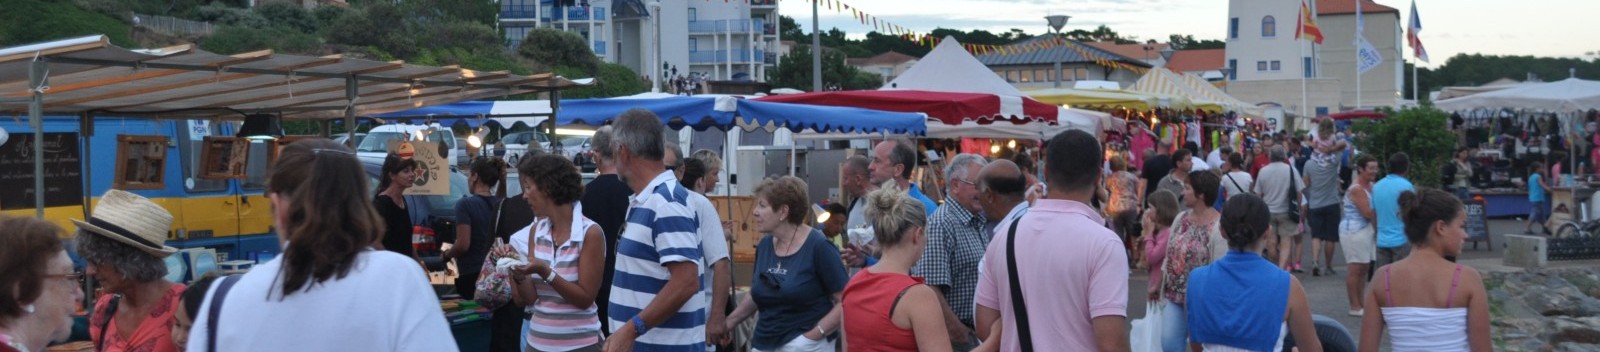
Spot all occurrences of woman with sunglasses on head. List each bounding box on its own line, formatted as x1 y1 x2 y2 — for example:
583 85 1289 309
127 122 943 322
74 189 186 352
726 176 849 352
1359 188 1491 352
507 154 606 352
0 216 86 352
187 139 455 350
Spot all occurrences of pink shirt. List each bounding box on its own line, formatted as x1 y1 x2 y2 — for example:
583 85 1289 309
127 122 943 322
977 199 1130 351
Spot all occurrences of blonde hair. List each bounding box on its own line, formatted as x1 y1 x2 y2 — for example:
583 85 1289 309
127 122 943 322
864 185 926 246
691 149 723 170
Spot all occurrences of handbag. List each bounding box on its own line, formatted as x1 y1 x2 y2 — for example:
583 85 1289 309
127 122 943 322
1285 166 1301 219
1006 212 1035 352
473 238 522 309
1129 304 1165 352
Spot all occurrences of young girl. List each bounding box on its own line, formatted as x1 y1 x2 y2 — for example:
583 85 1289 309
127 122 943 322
1309 119 1348 168
1527 161 1553 235
1359 188 1491 351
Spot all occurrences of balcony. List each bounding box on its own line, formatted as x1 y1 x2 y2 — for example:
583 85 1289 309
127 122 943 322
689 19 755 34
689 50 766 64
763 51 776 65
541 6 606 22
501 5 538 20
750 0 777 8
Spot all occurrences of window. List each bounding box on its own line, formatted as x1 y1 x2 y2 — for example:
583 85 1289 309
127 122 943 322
1033 69 1044 82
177 120 228 192
1257 61 1268 72
1270 60 1281 71
1227 59 1237 80
995 70 1005 78
1304 57 1315 78
1229 18 1239 39
880 67 893 77
1007 70 1020 82
1262 16 1277 37
1076 68 1090 81
689 38 698 51
688 8 697 21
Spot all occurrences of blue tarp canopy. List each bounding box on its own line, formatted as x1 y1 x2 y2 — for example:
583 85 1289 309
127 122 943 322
554 96 732 130
733 99 925 135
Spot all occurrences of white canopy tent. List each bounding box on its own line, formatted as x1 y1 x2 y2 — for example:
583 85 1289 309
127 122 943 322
1435 78 1600 112
879 36 1118 134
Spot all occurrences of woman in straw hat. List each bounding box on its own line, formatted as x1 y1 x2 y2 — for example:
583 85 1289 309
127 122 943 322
0 216 86 352
74 189 186 352
185 139 455 350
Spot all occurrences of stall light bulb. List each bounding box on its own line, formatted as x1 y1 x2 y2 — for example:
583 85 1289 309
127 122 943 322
1008 140 1017 149
990 145 1000 154
467 135 483 149
414 130 427 141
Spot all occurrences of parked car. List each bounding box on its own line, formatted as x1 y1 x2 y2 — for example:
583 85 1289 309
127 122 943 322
332 133 366 148
499 131 550 165
361 159 468 270
356 124 457 166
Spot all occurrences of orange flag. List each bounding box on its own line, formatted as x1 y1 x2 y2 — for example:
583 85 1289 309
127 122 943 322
1296 0 1325 44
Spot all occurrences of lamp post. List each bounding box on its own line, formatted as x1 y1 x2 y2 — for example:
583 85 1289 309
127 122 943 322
649 0 662 93
1045 15 1070 88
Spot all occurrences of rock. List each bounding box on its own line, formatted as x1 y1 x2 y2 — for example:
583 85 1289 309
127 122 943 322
1523 277 1600 317
1556 343 1600 352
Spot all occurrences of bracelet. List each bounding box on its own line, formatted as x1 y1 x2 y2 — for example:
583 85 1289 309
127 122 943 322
541 270 557 283
632 316 650 335
814 325 827 336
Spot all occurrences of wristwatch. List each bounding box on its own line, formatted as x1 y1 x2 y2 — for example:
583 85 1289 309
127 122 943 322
632 316 651 335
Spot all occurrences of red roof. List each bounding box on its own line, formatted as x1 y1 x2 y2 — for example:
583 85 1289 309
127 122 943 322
1165 49 1226 73
1316 0 1399 15
1083 41 1170 62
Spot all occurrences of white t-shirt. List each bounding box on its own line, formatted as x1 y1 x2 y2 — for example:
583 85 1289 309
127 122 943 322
1221 171 1254 201
687 192 731 314
189 250 457 352
1206 150 1225 171
1190 156 1212 171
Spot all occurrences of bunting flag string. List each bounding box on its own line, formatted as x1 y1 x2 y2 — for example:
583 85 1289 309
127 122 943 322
697 0 1148 74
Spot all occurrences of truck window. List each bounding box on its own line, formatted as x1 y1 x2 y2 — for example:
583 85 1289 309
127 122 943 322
241 140 271 190
178 120 229 193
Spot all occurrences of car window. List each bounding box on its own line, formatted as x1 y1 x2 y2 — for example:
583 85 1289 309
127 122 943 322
358 132 406 153
560 137 587 147
422 171 470 219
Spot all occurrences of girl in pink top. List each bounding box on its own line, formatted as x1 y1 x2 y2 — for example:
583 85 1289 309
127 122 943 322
1142 190 1181 298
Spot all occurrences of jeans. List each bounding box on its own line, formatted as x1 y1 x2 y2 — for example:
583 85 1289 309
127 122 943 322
1159 299 1188 352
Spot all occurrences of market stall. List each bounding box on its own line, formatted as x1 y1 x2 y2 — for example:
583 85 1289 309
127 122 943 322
1435 78 1600 218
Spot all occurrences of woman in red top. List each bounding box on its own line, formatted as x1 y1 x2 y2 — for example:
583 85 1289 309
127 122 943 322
74 190 187 352
842 186 1001 351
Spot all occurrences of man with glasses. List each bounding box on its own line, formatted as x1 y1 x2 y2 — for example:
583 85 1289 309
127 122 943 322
912 153 989 350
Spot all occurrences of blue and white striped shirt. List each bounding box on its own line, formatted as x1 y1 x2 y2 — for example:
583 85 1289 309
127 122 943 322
608 171 707 352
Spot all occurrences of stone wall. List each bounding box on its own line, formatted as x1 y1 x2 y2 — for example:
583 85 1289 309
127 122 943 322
1488 268 1600 351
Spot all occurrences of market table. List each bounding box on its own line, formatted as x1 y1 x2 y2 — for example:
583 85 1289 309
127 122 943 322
1475 190 1530 218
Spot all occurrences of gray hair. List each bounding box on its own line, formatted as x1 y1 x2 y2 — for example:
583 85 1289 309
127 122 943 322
663 142 681 163
74 230 167 282
945 153 988 185
843 155 869 176
1269 145 1288 162
591 125 615 161
884 138 918 179
611 108 666 161
692 149 723 170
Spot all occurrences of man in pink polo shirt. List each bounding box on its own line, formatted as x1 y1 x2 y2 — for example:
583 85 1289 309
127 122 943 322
976 129 1130 352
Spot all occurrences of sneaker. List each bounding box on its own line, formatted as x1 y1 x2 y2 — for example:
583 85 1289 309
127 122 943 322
1326 266 1338 276
1312 267 1321 276
1348 309 1363 317
1291 263 1305 273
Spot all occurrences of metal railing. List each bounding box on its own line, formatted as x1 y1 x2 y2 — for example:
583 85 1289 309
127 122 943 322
689 50 766 64
689 19 754 34
132 13 213 37
542 6 606 22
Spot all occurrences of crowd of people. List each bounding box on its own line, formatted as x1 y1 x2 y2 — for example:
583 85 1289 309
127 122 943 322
0 112 1495 352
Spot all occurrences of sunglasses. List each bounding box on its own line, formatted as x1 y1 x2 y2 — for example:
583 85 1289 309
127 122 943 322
759 271 783 290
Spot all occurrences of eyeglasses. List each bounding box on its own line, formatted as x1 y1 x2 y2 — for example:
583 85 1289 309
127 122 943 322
955 178 978 187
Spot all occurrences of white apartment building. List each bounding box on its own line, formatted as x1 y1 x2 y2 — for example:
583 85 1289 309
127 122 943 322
504 0 778 83
1224 0 1402 118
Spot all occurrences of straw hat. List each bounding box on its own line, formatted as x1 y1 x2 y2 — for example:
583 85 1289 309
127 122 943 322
70 189 178 257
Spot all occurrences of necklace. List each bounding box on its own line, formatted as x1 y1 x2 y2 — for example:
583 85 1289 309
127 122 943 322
771 226 805 274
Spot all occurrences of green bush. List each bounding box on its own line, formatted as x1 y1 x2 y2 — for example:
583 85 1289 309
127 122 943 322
0 0 134 47
254 2 318 33
194 3 269 28
554 63 649 99
517 28 600 74
1348 106 1457 188
199 25 320 54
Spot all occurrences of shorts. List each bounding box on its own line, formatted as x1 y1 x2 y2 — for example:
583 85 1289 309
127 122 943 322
1307 205 1341 242
1531 200 1551 223
1272 213 1301 238
753 334 835 352
1339 226 1376 263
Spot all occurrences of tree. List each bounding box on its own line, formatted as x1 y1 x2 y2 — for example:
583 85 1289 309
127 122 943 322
765 45 881 91
1168 34 1225 50
1347 107 1457 189
517 28 600 74
1065 25 1136 44
778 15 804 40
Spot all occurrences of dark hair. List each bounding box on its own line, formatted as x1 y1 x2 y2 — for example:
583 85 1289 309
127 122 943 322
1388 152 1410 174
679 158 707 190
268 139 383 298
1188 170 1222 206
1531 161 1546 175
1044 130 1102 192
1398 188 1464 245
886 138 918 179
0 215 64 320
1354 154 1378 170
75 230 166 282
469 157 508 190
1172 148 1193 164
1221 193 1273 249
376 153 419 191
180 273 221 321
517 154 585 205
1184 141 1200 156
1220 146 1234 156
1227 152 1245 170
824 203 848 218
755 176 810 224
1012 153 1037 175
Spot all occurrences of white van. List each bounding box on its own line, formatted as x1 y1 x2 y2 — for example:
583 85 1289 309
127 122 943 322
356 124 457 167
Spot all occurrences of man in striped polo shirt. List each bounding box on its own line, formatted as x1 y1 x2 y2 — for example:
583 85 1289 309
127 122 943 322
604 108 708 352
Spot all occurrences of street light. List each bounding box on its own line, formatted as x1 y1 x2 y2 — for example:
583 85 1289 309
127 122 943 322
1045 15 1070 88
648 0 662 93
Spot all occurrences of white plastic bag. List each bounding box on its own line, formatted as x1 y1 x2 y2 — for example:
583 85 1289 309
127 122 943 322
1129 304 1164 352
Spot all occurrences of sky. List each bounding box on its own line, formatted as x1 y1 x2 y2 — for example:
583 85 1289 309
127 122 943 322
776 0 1600 68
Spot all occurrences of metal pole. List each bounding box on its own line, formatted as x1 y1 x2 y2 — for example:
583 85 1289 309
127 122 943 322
30 60 46 218
80 112 94 220
1412 61 1419 102
811 0 821 92
345 76 358 148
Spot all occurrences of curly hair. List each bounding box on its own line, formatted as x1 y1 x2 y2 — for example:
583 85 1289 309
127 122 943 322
755 176 810 225
517 154 584 205
0 215 64 320
1221 193 1272 249
75 229 167 282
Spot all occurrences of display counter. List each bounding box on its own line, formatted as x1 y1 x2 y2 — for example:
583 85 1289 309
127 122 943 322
1474 189 1530 218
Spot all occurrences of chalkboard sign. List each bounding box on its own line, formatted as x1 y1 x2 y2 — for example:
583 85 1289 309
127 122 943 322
0 133 84 210
1464 199 1493 250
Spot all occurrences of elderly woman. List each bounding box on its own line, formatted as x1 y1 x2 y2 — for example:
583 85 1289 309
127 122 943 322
509 154 606 351
74 189 186 352
726 176 850 352
0 216 85 352
188 139 454 350
1106 154 1144 259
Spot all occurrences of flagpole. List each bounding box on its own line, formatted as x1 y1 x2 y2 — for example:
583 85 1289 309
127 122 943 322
1355 0 1362 110
1412 60 1419 103
1302 39 1309 118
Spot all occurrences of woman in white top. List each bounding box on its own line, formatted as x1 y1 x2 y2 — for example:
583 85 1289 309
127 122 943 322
190 139 456 351
1359 188 1491 352
509 154 606 352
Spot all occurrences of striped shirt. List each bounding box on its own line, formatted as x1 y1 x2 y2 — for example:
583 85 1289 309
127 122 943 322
523 206 603 351
608 171 707 352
